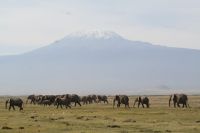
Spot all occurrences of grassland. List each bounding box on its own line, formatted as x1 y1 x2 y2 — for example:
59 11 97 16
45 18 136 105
0 95 200 133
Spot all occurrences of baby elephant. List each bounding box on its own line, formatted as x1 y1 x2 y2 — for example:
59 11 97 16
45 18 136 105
133 96 150 108
6 98 23 111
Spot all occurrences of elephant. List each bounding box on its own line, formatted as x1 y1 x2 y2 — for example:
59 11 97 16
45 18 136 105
59 94 81 107
81 96 88 105
6 98 23 111
26 95 37 104
169 94 189 108
41 95 56 105
81 95 92 105
86 95 93 104
69 94 82 106
84 95 98 104
91 95 97 103
113 95 129 108
133 96 150 108
97 95 108 104
54 96 71 109
41 99 52 106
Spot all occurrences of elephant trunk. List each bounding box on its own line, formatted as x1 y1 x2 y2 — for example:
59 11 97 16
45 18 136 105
169 95 172 107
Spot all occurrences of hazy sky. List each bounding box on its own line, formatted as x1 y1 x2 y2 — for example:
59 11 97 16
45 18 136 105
0 0 200 55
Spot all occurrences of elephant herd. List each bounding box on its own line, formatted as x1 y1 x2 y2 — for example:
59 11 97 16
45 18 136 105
5 94 190 111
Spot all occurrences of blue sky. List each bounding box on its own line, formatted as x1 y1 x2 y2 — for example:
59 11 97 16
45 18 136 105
0 0 200 55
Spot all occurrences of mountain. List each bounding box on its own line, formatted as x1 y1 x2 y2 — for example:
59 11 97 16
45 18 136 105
1 31 200 95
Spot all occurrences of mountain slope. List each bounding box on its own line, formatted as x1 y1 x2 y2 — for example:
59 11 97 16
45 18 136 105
0 31 200 95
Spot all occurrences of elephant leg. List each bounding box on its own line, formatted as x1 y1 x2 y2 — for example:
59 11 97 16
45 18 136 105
177 103 180 108
117 103 120 108
138 102 140 108
142 103 144 108
12 105 15 110
183 102 187 108
174 102 176 108
68 105 71 108
9 105 11 111
78 102 81 106
19 104 23 110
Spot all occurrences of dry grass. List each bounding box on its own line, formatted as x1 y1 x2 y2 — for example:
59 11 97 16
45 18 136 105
0 95 200 133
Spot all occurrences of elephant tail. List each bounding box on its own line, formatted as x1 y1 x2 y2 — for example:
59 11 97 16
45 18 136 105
169 95 172 107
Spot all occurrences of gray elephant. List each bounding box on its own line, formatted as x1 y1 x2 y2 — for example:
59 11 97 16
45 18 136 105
81 95 93 105
40 95 56 105
97 95 108 104
86 95 93 104
169 94 189 108
54 96 71 109
113 95 129 108
59 94 81 107
133 96 149 108
6 98 23 111
41 99 52 106
91 95 97 103
26 95 37 104
81 96 88 105
70 94 82 106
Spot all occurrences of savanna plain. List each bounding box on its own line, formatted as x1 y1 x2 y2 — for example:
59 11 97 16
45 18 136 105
0 95 200 133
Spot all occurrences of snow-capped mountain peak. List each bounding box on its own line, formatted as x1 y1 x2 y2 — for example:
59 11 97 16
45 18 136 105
65 30 123 40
